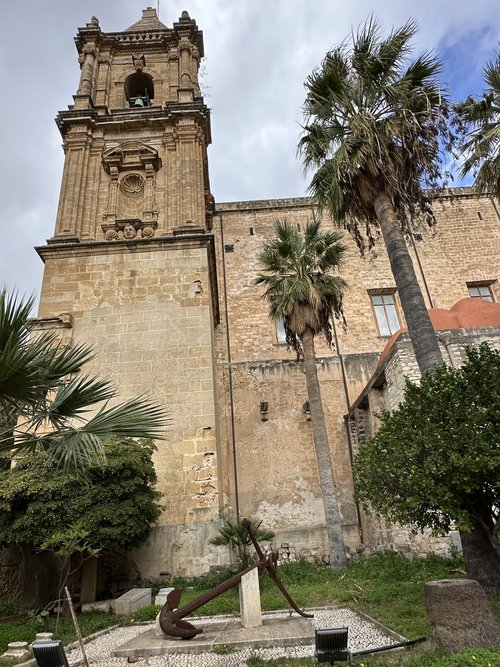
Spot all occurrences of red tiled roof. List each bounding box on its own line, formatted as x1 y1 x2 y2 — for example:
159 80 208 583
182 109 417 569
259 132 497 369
377 297 500 368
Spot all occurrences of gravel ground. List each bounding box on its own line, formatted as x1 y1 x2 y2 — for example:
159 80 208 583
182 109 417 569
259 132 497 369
65 608 400 667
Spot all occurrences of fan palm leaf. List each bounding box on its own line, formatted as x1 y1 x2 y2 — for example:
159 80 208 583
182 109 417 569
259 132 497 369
456 51 500 194
0 291 168 470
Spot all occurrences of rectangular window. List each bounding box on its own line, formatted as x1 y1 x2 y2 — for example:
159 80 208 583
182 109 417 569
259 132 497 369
275 318 287 344
467 283 494 301
370 292 401 337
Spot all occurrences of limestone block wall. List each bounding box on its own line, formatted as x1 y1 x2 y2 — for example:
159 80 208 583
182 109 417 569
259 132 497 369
37 237 225 577
213 191 500 563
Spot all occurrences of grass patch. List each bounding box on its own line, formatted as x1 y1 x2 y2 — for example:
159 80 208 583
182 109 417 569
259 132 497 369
0 550 495 666
0 611 119 655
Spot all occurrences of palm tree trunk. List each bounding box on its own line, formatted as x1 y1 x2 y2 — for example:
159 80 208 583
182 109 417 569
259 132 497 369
374 193 443 374
302 328 347 568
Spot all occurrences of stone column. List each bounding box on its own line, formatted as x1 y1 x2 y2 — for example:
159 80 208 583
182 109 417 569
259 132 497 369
78 44 97 96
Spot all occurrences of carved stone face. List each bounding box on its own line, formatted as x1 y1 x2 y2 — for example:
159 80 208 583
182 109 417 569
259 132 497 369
123 224 137 239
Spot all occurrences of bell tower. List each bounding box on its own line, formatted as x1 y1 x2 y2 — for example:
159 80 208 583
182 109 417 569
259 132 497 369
37 8 222 578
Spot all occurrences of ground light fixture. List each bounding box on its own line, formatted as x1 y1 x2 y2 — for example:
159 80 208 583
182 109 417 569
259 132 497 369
32 640 70 667
314 627 351 664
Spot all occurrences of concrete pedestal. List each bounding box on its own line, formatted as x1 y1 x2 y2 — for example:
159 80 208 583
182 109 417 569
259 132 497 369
239 568 262 629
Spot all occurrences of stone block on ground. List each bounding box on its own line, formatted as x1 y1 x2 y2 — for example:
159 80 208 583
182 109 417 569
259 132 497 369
154 587 175 606
82 600 113 614
425 578 500 650
113 588 152 616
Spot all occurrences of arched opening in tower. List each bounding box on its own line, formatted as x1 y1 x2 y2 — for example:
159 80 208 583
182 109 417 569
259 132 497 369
125 72 154 107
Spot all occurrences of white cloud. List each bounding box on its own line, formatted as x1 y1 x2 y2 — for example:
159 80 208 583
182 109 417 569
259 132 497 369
0 0 497 297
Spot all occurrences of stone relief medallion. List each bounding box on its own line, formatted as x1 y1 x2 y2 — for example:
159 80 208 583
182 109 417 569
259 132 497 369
142 226 154 237
105 229 118 240
120 173 144 196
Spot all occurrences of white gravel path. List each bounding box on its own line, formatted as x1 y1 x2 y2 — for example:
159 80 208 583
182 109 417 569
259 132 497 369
65 608 400 667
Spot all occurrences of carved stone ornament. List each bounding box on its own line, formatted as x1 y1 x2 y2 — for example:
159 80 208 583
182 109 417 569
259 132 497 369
101 142 161 174
120 173 144 196
133 54 146 71
102 219 158 241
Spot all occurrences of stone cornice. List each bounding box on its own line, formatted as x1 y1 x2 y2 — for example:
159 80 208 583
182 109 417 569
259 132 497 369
56 102 211 142
216 187 496 213
36 233 214 261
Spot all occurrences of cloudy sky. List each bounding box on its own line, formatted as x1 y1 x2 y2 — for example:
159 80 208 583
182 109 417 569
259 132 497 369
0 0 498 302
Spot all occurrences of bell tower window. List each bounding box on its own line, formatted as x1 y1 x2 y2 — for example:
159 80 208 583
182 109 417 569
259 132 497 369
125 71 154 108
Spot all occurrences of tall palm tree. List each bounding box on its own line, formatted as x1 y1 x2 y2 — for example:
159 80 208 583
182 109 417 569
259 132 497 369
456 50 500 195
255 219 348 568
0 291 167 470
298 18 451 375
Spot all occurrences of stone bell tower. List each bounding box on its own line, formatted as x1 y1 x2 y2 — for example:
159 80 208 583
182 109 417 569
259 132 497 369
37 8 222 577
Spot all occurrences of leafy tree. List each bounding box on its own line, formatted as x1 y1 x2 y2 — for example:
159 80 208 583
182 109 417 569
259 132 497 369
210 515 275 569
353 343 500 590
299 18 452 375
0 291 167 469
0 438 162 552
255 218 348 568
456 49 500 195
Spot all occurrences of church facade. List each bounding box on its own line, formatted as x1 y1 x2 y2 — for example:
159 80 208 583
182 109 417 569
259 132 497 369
35 9 500 579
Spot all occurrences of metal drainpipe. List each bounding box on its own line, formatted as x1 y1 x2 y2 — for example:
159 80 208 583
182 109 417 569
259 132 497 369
331 317 364 543
219 211 240 520
436 332 457 369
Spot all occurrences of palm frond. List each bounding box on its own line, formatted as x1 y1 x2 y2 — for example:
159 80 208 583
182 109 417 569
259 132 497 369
298 17 449 245
456 49 500 194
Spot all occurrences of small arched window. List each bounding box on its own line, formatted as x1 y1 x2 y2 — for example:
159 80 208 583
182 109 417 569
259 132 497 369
124 71 154 108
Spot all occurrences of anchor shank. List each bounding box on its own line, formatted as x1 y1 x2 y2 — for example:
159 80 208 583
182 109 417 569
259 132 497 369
171 558 267 621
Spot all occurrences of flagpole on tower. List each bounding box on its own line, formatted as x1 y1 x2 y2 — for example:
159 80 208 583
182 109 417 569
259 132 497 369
157 1 160 17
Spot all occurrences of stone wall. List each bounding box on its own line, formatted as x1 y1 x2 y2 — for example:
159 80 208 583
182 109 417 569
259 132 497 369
37 236 225 577
212 191 500 563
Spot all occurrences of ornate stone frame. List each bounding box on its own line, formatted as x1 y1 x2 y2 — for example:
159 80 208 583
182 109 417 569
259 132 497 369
101 141 161 240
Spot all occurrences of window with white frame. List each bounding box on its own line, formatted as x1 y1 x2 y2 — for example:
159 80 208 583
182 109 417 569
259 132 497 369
467 283 494 301
370 292 401 337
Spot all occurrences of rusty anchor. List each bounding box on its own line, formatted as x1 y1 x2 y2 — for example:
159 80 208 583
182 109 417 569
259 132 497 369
159 517 313 639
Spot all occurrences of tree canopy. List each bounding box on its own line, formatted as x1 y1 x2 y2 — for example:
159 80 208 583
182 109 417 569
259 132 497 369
353 344 500 583
299 17 451 250
254 218 347 355
456 50 500 195
0 438 162 552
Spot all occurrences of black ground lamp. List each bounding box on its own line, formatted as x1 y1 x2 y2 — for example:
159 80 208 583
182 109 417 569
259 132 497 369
32 640 70 667
315 627 351 665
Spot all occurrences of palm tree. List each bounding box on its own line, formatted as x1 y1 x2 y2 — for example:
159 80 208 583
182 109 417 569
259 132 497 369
298 18 451 375
0 291 167 470
210 515 275 569
255 219 348 568
456 50 500 195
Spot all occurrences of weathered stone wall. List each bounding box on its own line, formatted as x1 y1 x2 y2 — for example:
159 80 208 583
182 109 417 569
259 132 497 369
37 237 225 577
213 192 500 563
